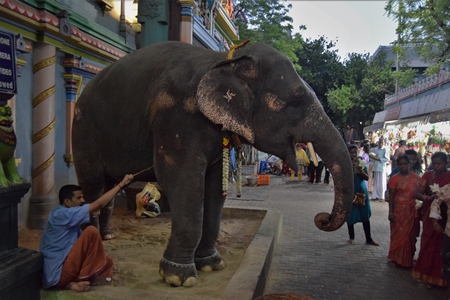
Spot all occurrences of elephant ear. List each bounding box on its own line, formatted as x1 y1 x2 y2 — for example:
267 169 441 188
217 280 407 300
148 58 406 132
197 56 257 144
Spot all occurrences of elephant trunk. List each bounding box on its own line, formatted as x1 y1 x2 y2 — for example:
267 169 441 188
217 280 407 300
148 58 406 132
304 103 354 232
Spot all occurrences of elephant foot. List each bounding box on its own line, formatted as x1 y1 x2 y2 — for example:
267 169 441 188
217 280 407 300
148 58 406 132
159 258 198 287
194 250 226 272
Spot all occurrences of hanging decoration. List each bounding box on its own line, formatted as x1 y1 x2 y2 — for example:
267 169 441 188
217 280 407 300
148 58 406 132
222 135 230 197
236 146 242 197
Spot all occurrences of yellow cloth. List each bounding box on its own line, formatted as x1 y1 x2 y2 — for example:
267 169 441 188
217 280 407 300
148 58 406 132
296 148 309 166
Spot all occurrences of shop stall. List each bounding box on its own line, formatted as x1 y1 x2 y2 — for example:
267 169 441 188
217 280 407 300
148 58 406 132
364 114 450 169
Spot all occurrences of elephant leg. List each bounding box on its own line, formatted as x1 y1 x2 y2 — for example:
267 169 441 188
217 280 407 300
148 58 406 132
195 160 225 272
82 181 105 232
99 181 116 239
98 200 114 238
75 157 106 233
157 161 207 287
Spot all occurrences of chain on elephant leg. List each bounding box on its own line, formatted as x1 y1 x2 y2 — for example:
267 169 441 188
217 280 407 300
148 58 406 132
194 250 225 272
159 258 198 287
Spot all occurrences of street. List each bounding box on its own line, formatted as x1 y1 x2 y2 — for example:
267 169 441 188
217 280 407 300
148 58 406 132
225 167 448 300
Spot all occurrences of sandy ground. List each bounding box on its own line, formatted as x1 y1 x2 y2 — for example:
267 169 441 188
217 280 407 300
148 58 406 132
18 205 263 300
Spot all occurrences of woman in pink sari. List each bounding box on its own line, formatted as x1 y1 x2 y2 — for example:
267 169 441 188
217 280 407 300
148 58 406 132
387 155 421 267
413 151 450 288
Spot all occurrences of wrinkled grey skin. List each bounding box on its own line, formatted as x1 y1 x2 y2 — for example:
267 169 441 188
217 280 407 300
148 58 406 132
72 41 354 287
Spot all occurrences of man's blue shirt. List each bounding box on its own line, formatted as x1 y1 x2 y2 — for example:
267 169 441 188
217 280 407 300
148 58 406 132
39 204 90 288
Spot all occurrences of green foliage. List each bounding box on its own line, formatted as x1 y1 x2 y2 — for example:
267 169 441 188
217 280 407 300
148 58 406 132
234 0 303 70
325 50 395 132
328 84 360 117
385 0 450 71
295 36 346 121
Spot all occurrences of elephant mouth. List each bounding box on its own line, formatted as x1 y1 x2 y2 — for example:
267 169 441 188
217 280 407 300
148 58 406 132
283 141 317 173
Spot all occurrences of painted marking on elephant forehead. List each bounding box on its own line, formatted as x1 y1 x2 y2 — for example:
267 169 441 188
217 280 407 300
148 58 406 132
163 154 176 167
265 93 285 111
243 67 257 79
183 96 197 113
151 92 175 119
157 147 176 167
223 89 236 102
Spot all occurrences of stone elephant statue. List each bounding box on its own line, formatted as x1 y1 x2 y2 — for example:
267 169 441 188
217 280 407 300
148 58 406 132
72 41 354 287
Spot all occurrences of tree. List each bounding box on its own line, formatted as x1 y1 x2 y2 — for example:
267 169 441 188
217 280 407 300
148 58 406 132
234 0 303 70
385 0 450 74
295 36 346 125
327 51 395 136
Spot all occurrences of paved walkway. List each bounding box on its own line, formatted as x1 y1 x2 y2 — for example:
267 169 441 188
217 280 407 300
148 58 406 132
225 166 448 300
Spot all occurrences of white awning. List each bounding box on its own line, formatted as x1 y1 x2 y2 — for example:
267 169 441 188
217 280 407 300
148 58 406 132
363 122 385 133
384 115 430 130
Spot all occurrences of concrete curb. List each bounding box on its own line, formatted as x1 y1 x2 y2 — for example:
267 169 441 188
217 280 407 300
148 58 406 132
221 207 282 300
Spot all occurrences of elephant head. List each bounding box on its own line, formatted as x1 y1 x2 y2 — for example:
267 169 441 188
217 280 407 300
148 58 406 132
197 44 353 232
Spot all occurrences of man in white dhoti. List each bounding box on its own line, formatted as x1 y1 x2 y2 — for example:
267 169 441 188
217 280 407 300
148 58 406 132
370 137 390 201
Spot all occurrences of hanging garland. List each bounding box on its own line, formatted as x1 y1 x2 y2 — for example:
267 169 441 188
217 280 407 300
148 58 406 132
236 147 242 198
222 136 230 197
221 40 249 198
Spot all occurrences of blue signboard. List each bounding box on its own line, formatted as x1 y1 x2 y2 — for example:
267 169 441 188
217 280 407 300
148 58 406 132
0 31 17 95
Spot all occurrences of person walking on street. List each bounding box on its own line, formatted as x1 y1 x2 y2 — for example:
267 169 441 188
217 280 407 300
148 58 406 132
347 145 379 246
295 143 309 181
391 140 407 169
387 155 422 267
413 152 450 289
371 137 390 201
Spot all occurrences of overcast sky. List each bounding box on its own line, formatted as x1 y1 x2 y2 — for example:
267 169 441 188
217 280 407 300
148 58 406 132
286 0 398 60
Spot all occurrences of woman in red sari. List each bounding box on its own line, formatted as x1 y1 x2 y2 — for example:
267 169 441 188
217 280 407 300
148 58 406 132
413 152 450 288
388 155 421 267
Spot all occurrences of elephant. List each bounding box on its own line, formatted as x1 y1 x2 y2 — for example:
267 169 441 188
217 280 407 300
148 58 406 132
72 41 354 287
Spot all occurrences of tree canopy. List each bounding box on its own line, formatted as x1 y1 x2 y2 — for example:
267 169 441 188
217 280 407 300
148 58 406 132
233 0 303 70
385 0 450 74
327 51 395 134
295 36 345 123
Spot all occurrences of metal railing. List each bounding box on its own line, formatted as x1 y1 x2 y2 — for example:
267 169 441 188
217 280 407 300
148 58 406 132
384 66 450 107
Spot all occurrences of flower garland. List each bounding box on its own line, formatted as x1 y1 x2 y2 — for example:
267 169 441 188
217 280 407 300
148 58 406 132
221 40 249 198
222 134 243 198
222 136 230 197
236 148 242 197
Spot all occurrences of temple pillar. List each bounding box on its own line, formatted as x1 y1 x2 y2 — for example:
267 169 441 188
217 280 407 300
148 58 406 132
178 0 194 44
28 43 58 229
63 74 82 168
137 0 170 47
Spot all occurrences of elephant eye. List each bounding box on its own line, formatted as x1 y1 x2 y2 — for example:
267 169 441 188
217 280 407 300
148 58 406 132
288 97 303 107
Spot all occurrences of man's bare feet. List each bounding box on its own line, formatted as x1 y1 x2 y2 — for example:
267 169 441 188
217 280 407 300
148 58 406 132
65 281 90 292
347 239 353 244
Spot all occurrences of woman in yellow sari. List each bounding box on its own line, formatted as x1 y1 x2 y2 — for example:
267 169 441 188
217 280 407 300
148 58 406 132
387 155 422 267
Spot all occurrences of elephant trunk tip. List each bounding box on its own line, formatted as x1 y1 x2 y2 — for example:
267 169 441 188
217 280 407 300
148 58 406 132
314 212 344 232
